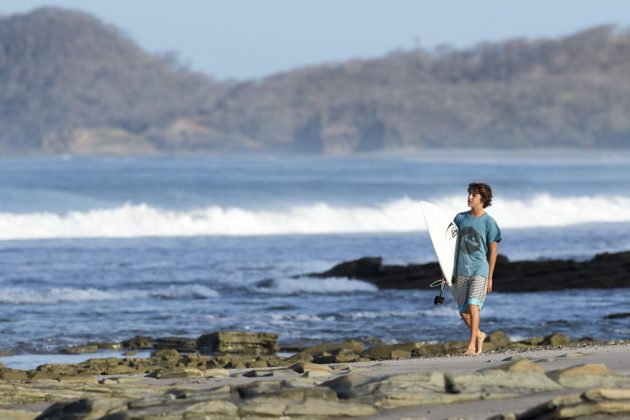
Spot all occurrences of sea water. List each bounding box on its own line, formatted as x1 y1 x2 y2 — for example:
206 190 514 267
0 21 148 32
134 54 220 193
0 152 629 367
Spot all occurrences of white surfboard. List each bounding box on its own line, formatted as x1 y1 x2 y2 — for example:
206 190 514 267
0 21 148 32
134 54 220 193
420 201 458 287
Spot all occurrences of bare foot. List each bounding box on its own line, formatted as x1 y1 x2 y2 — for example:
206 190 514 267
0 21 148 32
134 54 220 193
463 346 476 356
475 331 487 355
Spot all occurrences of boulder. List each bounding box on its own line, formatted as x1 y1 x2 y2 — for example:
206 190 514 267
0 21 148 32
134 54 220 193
542 332 571 347
547 363 630 388
153 336 198 352
121 335 153 350
151 348 181 362
361 342 421 360
197 331 278 356
411 341 468 358
491 359 544 374
488 331 511 347
518 336 544 346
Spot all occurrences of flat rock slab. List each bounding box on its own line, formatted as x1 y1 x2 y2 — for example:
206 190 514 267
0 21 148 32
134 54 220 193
0 343 629 419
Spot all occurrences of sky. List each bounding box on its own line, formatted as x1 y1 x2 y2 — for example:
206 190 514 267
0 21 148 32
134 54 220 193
1 0 630 80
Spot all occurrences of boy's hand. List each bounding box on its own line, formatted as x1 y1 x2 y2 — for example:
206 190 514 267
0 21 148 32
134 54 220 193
487 277 493 293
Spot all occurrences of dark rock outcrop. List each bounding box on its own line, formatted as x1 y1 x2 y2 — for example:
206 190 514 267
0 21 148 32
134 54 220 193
309 251 630 292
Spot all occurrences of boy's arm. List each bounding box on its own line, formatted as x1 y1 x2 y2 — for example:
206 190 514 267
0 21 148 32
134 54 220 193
487 241 498 293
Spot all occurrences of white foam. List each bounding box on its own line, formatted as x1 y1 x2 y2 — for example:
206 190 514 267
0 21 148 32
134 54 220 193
0 194 628 239
0 285 219 304
347 306 459 320
257 277 377 294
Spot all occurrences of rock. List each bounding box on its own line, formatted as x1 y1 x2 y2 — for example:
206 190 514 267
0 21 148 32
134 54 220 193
0 408 35 420
99 377 148 385
204 368 230 378
606 312 630 319
411 341 468 358
238 397 291 417
57 375 98 384
0 367 29 380
121 335 153 350
489 359 545 374
146 367 204 379
63 344 99 354
511 388 630 419
237 379 335 401
302 340 365 358
184 399 239 416
151 348 181 361
242 369 275 378
35 397 128 420
547 363 630 388
330 351 361 363
283 399 377 417
313 256 382 278
309 251 630 291
154 336 198 352
361 342 421 360
197 331 278 356
488 331 511 347
289 362 333 377
542 332 571 347
282 352 314 364
323 371 453 408
518 336 544 346
445 367 563 400
93 342 122 350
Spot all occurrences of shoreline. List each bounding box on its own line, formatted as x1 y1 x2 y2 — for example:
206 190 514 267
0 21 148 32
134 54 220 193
1 332 629 419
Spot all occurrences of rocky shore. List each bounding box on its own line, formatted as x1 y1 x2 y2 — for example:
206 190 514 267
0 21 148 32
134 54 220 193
1 331 630 419
307 251 630 292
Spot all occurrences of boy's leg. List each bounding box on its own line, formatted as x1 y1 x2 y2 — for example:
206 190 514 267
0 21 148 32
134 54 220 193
464 304 479 356
460 311 485 354
459 312 486 354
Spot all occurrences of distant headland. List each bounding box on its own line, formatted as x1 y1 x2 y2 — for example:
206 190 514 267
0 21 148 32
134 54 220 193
2 8 630 155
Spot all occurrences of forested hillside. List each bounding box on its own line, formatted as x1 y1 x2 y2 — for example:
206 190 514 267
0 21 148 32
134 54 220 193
1 8 629 154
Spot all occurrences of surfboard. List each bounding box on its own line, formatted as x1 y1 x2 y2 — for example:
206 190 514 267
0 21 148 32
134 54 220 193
420 201 458 287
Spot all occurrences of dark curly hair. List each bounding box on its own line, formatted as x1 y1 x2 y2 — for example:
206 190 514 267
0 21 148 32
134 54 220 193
468 182 493 208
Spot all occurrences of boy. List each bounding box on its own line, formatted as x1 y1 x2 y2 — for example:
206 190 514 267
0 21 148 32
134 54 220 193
454 182 501 356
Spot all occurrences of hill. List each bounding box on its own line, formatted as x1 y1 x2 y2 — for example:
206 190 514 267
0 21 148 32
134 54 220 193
1 8 630 154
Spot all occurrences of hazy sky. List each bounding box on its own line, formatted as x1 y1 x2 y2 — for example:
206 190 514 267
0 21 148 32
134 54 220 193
2 0 630 80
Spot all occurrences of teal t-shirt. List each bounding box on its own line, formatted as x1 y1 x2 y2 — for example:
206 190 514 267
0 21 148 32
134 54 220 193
454 211 502 278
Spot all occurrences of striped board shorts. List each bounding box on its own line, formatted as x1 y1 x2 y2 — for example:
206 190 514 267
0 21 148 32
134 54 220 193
455 275 488 313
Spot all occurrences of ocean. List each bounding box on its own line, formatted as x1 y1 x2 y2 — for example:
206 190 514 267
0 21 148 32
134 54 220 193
0 152 629 368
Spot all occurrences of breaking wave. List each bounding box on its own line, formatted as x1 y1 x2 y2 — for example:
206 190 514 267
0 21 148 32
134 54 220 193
0 194 628 239
254 277 378 294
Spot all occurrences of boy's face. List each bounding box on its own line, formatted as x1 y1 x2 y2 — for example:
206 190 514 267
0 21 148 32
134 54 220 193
467 190 483 208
